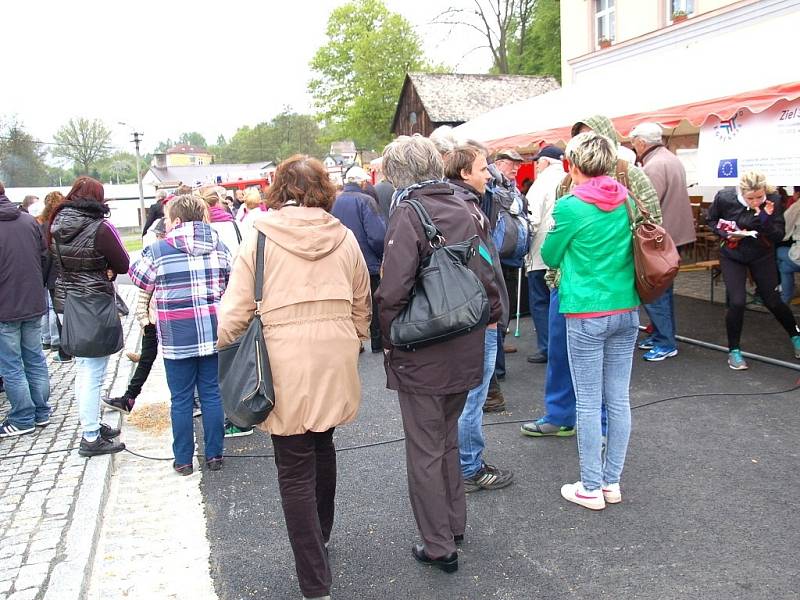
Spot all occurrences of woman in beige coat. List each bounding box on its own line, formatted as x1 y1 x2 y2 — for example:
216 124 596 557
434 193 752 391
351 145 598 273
217 155 371 600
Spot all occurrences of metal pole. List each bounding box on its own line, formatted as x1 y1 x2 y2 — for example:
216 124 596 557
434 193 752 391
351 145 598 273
514 267 523 337
132 132 145 231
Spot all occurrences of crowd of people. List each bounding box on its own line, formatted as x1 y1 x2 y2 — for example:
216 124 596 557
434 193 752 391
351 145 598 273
1 115 800 600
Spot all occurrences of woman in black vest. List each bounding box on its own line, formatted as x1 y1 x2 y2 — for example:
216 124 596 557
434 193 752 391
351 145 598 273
50 177 130 456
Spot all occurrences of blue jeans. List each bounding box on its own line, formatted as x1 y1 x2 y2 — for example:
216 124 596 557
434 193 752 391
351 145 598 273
776 246 800 304
0 319 51 428
163 354 224 465
541 290 576 427
642 285 676 349
41 292 60 347
566 310 639 491
527 270 550 354
75 355 110 440
458 327 498 477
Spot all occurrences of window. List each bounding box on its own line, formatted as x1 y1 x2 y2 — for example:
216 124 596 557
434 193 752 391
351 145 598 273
595 0 615 45
669 0 694 20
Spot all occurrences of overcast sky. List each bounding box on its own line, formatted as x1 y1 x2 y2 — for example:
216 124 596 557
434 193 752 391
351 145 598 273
4 0 489 157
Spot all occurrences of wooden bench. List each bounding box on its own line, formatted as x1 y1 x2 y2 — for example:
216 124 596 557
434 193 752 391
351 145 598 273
679 259 722 303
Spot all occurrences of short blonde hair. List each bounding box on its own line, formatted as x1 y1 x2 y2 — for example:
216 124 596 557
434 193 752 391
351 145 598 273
739 171 772 194
243 188 263 209
566 131 615 178
166 194 209 224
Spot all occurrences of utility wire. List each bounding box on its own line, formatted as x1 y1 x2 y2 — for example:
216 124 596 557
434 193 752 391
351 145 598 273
2 381 797 463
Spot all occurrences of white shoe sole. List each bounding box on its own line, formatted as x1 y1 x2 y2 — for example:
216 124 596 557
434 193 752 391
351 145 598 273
561 484 605 510
602 489 622 504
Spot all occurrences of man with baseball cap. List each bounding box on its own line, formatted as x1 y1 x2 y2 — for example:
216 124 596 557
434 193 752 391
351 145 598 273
629 122 696 361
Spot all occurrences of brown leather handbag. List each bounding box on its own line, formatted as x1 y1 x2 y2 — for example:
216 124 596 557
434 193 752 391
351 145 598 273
624 193 680 304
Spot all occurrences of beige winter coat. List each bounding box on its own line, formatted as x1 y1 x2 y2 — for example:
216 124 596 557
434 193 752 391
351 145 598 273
217 206 371 436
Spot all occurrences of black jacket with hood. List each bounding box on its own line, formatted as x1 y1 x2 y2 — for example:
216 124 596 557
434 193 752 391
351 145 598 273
0 194 47 322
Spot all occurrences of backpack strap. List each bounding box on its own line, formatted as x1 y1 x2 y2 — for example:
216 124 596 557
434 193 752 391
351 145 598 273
254 231 266 315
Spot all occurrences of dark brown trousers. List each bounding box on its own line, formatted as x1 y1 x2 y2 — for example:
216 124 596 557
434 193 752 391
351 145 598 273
397 391 468 558
272 428 336 599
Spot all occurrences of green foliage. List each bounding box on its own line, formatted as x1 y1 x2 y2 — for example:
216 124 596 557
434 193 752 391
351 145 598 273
177 132 208 148
52 117 113 175
91 151 139 184
0 118 49 186
209 109 326 164
507 0 561 80
309 0 429 150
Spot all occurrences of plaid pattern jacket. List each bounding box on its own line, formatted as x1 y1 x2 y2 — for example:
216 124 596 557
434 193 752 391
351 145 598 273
129 222 232 360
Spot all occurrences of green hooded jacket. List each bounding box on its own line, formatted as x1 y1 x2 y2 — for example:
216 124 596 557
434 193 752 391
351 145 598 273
545 114 662 288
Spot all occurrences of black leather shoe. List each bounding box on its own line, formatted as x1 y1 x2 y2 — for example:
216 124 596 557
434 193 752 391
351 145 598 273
412 543 458 573
99 423 121 441
526 352 548 364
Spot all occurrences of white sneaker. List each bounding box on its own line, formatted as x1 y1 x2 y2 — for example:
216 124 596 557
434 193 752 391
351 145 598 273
602 482 622 504
560 481 605 510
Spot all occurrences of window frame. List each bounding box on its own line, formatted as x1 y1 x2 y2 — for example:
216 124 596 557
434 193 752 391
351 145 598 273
595 0 616 48
668 0 695 22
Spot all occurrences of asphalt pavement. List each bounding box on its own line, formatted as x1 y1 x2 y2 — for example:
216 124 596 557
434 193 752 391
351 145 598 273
202 295 800 600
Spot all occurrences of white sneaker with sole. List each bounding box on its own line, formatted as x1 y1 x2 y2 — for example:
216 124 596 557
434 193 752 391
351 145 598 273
561 481 605 510
602 482 622 504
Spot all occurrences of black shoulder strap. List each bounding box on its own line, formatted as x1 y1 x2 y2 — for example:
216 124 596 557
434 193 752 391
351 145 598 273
401 198 440 242
254 231 266 306
232 220 242 243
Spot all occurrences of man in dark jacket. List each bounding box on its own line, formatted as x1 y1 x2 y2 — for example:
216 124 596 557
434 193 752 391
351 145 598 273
332 166 387 352
0 182 51 438
445 146 514 493
376 136 502 574
374 173 395 220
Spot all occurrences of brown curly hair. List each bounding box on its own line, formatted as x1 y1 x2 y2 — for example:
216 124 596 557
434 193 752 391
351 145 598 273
38 191 65 224
265 155 335 211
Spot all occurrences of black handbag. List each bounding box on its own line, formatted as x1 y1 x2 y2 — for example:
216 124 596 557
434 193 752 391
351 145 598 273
53 242 124 358
390 198 490 351
218 231 275 428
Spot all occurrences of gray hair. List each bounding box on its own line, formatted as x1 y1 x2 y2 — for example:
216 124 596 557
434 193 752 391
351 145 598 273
566 131 616 178
629 122 663 145
429 125 460 155
155 189 168 201
382 135 444 189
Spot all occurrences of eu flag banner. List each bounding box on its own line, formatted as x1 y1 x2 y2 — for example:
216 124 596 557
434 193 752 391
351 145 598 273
717 159 738 178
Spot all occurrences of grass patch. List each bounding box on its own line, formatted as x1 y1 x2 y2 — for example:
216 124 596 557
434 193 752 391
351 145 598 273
123 237 143 252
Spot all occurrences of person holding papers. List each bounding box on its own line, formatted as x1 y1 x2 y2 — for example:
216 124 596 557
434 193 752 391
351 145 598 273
707 171 800 370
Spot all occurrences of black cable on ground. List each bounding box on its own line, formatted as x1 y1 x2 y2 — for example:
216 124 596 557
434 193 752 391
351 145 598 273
3 381 797 462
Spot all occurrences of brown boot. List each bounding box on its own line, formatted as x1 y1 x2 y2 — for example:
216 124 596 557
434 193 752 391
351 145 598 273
483 381 506 413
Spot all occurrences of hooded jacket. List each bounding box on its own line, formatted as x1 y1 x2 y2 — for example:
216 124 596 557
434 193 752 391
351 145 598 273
331 183 387 274
217 206 371 436
541 176 639 314
0 194 47 322
570 115 662 224
129 221 232 360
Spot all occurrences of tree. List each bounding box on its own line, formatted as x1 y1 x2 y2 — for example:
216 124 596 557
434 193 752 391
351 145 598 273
52 118 113 175
309 0 430 150
177 132 208 148
0 117 49 186
436 0 561 80
92 151 138 184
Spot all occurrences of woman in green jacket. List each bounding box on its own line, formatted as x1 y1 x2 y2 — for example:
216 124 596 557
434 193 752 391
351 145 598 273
541 131 639 511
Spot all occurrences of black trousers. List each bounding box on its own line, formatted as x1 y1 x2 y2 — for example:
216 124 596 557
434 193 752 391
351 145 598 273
370 273 382 352
397 390 467 559
126 324 159 399
272 428 337 599
719 252 800 350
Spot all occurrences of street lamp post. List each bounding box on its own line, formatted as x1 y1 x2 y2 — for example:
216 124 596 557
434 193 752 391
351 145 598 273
119 122 146 232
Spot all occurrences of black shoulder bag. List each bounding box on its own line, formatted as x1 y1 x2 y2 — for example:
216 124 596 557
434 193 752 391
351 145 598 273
218 231 275 428
390 198 490 351
52 241 124 358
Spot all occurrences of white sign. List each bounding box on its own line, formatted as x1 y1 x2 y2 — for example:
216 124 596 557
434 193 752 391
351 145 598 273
697 98 800 186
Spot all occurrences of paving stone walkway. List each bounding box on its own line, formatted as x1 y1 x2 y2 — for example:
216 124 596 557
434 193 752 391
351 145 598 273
0 287 136 600
86 342 217 600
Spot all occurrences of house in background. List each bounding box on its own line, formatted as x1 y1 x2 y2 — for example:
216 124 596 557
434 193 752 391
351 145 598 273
391 73 560 137
143 162 275 189
150 144 213 168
